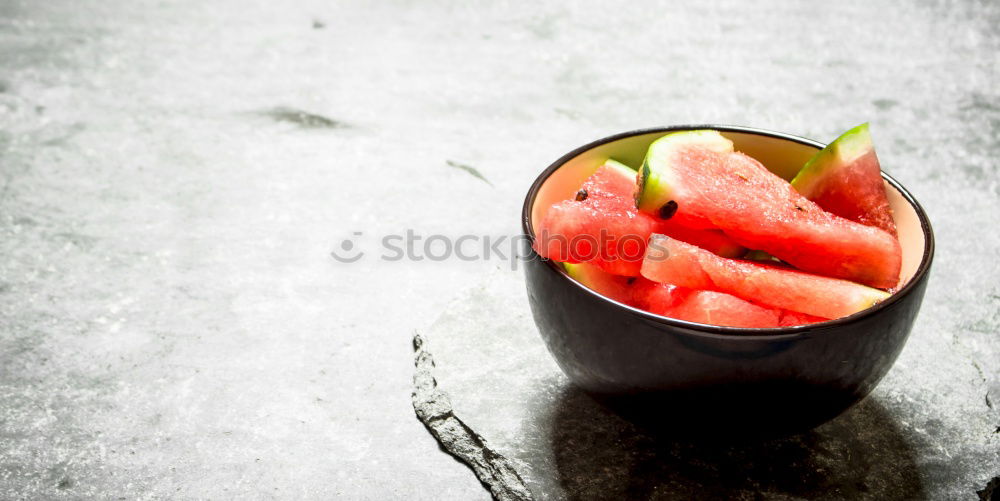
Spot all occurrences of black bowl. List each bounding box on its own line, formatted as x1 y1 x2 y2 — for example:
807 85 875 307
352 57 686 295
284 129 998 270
522 125 934 433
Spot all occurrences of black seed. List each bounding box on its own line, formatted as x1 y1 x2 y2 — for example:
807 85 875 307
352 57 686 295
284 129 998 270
575 189 588 201
626 277 637 285
659 200 679 219
795 205 804 211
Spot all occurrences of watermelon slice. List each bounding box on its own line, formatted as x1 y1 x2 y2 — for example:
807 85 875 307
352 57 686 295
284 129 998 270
535 159 745 275
630 279 780 327
639 283 827 327
791 123 897 236
575 158 639 205
641 235 890 319
569 264 782 327
657 219 746 259
779 310 827 327
566 262 827 328
562 262 634 304
669 291 783 328
589 159 747 258
637 130 901 289
629 276 829 327
628 278 686 311
535 161 658 275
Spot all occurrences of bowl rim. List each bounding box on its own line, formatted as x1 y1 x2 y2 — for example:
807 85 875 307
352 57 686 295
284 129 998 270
521 124 935 340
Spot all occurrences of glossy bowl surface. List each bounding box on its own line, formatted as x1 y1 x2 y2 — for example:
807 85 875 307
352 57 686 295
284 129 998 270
522 125 934 431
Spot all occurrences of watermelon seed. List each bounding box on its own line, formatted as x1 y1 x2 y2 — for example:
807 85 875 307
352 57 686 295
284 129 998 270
659 200 679 219
626 277 637 285
795 205 805 211
575 189 588 201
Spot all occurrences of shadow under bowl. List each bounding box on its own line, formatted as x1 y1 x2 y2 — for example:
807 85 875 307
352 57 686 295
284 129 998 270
521 125 934 433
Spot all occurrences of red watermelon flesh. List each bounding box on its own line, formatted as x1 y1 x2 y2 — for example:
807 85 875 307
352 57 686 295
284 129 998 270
671 291 783 328
584 159 746 258
535 160 745 275
631 271 827 327
779 310 828 327
637 131 901 289
658 219 746 258
535 204 650 276
791 124 897 237
578 159 639 205
630 280 778 327
580 160 745 258
642 235 891 319
629 278 687 311
562 266 815 328
534 160 655 275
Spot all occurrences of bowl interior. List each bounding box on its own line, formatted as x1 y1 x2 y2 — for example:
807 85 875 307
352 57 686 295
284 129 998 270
529 128 926 289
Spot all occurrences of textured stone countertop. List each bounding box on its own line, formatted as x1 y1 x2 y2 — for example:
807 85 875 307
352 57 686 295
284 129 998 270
0 1 997 499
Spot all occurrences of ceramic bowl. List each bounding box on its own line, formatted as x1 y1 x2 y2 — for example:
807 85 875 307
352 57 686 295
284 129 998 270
521 125 934 431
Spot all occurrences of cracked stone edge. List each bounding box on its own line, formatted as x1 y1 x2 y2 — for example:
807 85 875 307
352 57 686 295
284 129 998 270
411 332 533 501
979 475 1000 501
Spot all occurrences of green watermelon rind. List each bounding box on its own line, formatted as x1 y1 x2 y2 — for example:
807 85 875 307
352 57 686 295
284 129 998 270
596 158 639 202
562 262 592 286
791 123 873 197
602 158 638 177
561 262 630 303
743 249 781 263
637 130 735 213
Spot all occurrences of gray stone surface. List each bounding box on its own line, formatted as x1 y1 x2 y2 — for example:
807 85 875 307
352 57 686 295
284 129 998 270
411 334 531 501
0 0 996 499
427 270 999 500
